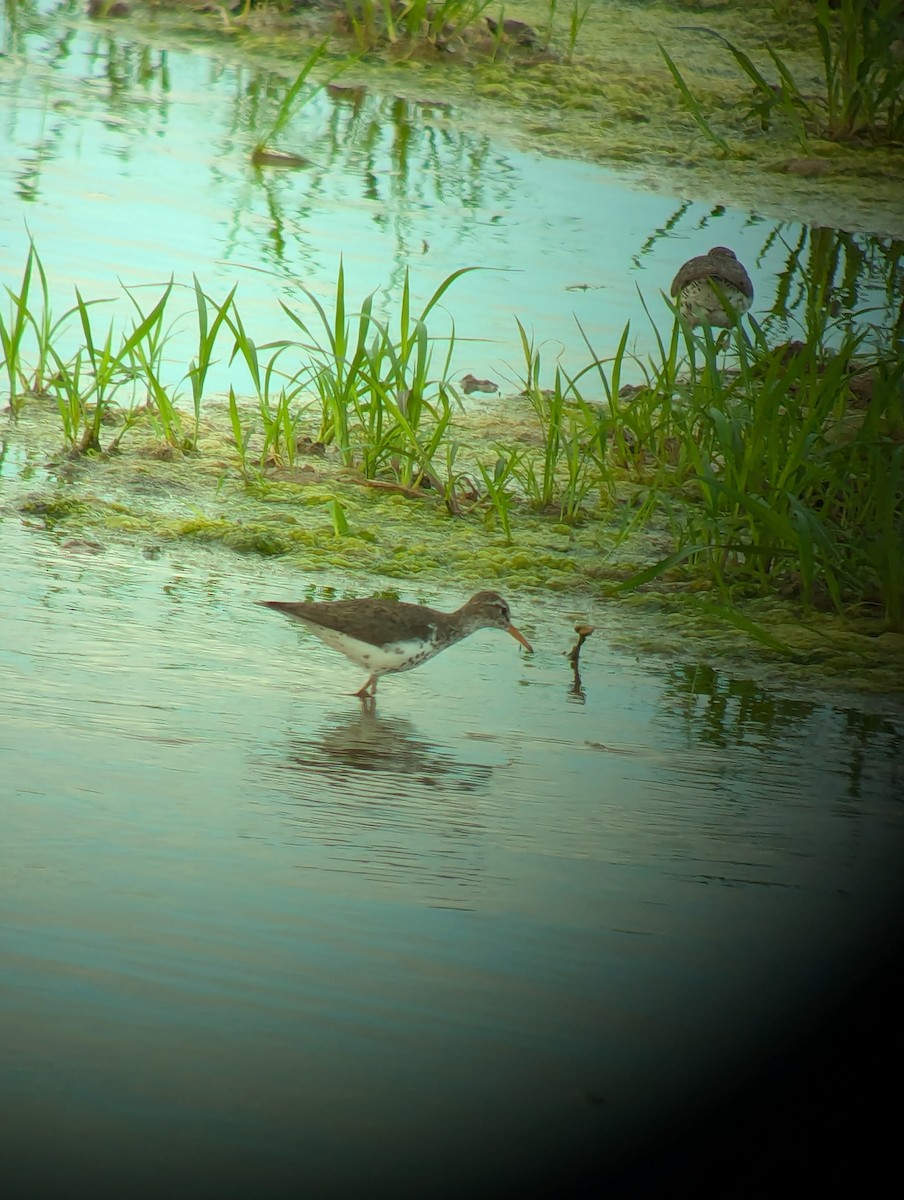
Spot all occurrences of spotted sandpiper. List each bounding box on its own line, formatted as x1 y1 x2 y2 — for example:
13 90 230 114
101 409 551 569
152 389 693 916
258 590 533 701
670 246 753 328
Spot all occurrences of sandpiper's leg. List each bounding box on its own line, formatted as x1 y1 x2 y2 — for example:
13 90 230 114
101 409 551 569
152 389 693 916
353 674 378 700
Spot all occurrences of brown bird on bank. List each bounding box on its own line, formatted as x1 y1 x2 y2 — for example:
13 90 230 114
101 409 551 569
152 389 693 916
670 246 754 328
485 17 539 46
258 590 532 701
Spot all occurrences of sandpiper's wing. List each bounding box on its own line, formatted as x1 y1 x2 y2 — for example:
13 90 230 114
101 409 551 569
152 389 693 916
258 598 440 647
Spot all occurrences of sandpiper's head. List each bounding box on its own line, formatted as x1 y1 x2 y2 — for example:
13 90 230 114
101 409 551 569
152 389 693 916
464 591 533 651
708 246 738 259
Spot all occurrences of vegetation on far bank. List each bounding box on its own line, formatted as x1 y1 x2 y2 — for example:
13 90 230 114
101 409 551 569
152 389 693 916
57 0 904 234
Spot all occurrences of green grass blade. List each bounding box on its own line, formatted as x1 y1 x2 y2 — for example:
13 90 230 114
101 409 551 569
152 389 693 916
612 545 711 590
659 43 731 156
698 602 801 656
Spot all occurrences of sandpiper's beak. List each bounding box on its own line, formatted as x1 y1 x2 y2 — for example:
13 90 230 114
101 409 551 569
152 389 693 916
506 623 533 653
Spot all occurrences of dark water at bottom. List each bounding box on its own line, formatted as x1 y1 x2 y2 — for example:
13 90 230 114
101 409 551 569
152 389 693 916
1 514 902 1198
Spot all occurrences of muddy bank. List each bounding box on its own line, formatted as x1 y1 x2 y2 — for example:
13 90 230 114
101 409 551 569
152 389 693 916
5 397 903 699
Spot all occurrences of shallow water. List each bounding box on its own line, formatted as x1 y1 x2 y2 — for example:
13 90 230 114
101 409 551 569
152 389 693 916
2 510 903 1196
1 3 901 401
2 6 904 1196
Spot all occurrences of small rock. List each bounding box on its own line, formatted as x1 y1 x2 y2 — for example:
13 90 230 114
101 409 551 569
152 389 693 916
485 17 539 47
296 436 326 457
460 374 500 395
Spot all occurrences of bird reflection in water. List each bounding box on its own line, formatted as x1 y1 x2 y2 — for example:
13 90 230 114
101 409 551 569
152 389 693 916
282 706 494 795
269 708 500 905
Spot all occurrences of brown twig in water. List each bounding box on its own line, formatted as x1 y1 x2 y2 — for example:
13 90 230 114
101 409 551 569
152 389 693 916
360 478 431 500
566 623 595 668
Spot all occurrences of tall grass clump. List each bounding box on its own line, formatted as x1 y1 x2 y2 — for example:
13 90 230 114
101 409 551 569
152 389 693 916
564 0 592 65
343 0 494 52
1 239 89 413
539 0 592 61
477 447 520 541
511 319 609 522
812 0 904 143
48 284 175 453
574 305 698 484
226 299 314 468
663 0 904 154
279 261 477 505
399 0 495 47
603 301 904 628
123 278 187 449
